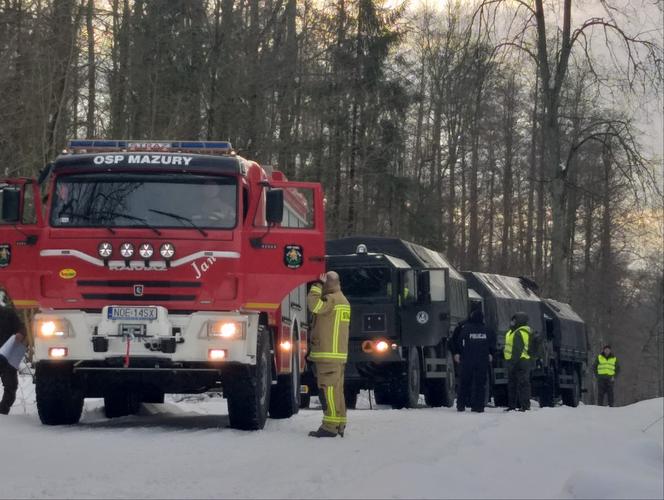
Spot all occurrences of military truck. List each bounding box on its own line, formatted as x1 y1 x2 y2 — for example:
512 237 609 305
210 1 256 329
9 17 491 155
540 298 589 407
463 272 588 407
301 237 467 409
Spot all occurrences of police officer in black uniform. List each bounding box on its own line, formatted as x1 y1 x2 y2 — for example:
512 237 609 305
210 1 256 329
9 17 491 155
456 308 496 413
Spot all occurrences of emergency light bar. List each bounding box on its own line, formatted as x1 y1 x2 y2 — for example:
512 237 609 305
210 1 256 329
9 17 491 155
67 140 234 155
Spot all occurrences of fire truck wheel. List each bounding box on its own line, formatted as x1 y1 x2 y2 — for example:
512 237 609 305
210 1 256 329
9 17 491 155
269 330 300 419
299 392 311 409
391 347 421 409
35 363 84 426
226 326 271 430
104 390 141 418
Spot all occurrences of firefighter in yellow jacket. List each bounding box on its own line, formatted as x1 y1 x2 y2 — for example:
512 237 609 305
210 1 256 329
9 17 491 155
307 271 351 438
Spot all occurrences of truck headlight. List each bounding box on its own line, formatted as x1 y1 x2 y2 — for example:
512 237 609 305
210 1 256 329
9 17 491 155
120 242 135 258
37 319 69 338
160 242 175 259
139 243 154 259
208 320 245 339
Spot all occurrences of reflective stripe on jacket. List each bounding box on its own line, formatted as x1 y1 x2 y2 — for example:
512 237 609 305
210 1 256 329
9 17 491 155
307 284 351 363
597 354 617 376
504 326 530 360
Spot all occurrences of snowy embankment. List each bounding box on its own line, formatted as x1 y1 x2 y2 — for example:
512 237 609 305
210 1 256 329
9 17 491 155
2 375 662 500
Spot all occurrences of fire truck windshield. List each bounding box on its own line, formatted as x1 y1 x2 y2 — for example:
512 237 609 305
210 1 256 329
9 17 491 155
50 173 237 229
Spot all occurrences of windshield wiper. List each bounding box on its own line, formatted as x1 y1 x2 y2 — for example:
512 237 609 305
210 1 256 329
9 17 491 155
148 208 208 237
101 211 162 236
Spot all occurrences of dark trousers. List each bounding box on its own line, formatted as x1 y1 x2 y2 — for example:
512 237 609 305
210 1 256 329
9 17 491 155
459 362 488 411
597 376 615 407
507 360 530 410
0 355 18 415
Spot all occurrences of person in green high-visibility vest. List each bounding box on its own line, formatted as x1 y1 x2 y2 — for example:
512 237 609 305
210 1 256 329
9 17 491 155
503 312 531 412
593 345 620 407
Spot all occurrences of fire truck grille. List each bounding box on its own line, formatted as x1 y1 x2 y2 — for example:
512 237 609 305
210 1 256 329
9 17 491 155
80 293 197 301
77 280 201 288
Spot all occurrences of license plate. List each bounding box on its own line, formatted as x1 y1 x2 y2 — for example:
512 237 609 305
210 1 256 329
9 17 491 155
108 306 158 321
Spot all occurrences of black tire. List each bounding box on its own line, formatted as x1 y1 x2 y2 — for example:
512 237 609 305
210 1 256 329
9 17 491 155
344 386 358 410
269 328 300 419
299 392 311 409
391 347 421 409
226 327 272 430
104 389 141 418
373 386 392 405
493 385 508 407
425 349 456 408
35 363 84 426
562 370 580 407
538 373 556 408
142 387 165 404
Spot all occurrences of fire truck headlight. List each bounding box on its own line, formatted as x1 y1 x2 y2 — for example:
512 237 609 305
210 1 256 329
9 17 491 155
208 349 227 361
98 241 113 258
160 242 175 259
49 347 68 359
139 243 154 259
120 242 135 258
37 319 69 338
208 321 245 339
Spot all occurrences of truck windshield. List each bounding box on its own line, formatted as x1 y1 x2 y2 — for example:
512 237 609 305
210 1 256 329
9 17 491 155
335 267 392 302
50 173 237 229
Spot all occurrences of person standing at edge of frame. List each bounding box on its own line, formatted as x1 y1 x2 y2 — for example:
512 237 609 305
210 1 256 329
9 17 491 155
306 271 351 438
0 287 28 415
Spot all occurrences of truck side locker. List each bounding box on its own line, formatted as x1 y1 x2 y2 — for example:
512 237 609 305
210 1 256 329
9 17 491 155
0 178 44 308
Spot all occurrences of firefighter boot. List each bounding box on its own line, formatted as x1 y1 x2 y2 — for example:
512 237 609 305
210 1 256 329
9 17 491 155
308 427 338 438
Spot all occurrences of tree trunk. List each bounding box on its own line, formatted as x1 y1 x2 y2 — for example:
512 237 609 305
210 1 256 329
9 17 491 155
85 0 95 138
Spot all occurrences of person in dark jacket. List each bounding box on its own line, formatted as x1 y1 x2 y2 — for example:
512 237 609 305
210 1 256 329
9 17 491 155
0 289 27 415
593 345 620 407
456 309 496 413
504 312 531 412
451 302 483 410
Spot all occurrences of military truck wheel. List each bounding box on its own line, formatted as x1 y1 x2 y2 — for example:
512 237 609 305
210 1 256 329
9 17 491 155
344 386 358 409
538 373 556 408
104 390 140 418
373 386 392 405
562 370 580 407
269 329 300 419
493 385 508 407
35 363 84 426
226 327 271 430
391 347 421 409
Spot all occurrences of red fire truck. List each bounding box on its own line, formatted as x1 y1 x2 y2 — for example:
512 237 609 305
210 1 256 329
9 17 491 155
0 140 325 430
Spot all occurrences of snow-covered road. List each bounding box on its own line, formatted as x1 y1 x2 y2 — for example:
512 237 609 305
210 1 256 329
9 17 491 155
1 376 662 499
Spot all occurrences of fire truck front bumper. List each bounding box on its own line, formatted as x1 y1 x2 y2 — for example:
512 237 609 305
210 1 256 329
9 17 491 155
32 306 259 366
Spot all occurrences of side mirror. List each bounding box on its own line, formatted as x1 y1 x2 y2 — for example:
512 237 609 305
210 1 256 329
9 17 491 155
266 189 284 224
1 188 21 223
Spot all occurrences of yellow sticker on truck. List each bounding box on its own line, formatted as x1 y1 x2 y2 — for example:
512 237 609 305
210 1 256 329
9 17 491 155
59 268 77 279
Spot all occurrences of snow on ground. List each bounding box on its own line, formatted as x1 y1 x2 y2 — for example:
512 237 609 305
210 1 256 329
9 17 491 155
1 374 662 500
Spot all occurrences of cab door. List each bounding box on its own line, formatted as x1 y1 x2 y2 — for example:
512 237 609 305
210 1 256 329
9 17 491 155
243 180 326 310
0 178 44 308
